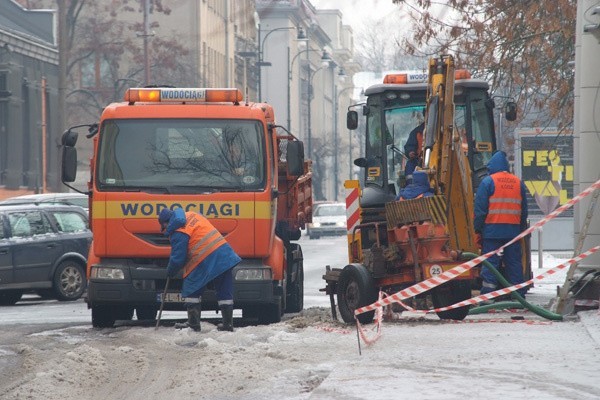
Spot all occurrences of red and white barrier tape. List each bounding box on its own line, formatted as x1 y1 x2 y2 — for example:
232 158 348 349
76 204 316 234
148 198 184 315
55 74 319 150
355 291 384 345
433 245 600 313
355 178 600 317
352 178 600 345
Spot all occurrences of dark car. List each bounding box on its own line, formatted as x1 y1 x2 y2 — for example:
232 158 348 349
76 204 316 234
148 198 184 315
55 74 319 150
0 204 92 305
0 192 89 214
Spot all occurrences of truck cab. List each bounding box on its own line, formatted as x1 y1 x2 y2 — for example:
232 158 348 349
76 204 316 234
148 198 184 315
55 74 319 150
349 71 512 208
62 87 311 328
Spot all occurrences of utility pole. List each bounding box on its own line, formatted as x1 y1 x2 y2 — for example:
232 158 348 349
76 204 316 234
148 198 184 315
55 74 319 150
57 0 67 192
142 0 151 86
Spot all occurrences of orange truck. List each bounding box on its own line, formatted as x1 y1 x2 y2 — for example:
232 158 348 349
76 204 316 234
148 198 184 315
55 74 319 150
61 87 312 328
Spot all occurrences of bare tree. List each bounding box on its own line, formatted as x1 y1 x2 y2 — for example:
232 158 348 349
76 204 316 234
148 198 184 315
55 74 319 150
310 136 337 201
18 0 195 126
393 0 576 132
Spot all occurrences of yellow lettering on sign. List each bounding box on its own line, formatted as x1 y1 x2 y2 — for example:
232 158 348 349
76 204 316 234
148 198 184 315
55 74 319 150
565 165 574 181
524 181 559 196
548 150 561 165
536 150 549 166
560 189 569 205
523 151 535 166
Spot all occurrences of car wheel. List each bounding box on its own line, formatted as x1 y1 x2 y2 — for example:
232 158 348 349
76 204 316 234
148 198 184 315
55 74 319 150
53 260 86 301
0 290 23 306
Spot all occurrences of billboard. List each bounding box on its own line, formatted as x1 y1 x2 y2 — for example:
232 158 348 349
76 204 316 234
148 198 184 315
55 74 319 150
517 129 574 218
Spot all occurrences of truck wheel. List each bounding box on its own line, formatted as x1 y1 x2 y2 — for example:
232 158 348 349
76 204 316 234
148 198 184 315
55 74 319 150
92 305 116 328
286 244 304 313
337 264 378 324
91 305 134 328
0 290 23 306
432 280 471 320
259 303 282 324
53 260 86 301
136 306 158 320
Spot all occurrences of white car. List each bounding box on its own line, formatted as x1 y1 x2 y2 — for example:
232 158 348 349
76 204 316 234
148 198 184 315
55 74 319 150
307 202 346 239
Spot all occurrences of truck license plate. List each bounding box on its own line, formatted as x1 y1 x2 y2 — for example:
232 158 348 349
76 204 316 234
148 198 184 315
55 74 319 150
156 293 199 303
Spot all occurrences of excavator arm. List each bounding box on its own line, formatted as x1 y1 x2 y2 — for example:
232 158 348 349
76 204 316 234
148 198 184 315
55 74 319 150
423 55 478 253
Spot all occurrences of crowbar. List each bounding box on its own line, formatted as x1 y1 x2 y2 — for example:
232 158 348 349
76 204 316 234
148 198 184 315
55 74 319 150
155 277 170 330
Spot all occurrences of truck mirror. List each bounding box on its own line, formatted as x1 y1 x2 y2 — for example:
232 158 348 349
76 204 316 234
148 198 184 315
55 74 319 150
286 140 305 177
62 146 78 183
354 157 367 168
346 110 358 130
505 101 517 121
62 129 78 147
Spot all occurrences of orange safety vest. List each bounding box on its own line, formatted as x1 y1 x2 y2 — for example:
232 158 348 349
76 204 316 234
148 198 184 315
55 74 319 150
485 172 522 225
176 212 227 278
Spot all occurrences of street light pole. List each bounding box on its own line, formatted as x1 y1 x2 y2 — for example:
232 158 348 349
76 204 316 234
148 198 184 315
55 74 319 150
257 24 294 102
334 85 355 188
287 48 322 132
305 51 332 160
307 65 326 161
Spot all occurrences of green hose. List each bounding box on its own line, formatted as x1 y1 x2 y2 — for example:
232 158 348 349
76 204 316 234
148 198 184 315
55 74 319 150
462 252 563 321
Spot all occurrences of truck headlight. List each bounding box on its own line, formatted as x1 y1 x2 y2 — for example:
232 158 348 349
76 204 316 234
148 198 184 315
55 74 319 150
336 221 345 227
91 266 125 280
235 268 272 281
312 222 321 228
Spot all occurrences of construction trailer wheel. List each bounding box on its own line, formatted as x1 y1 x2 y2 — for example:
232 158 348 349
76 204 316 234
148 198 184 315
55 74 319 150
431 280 471 320
337 264 378 324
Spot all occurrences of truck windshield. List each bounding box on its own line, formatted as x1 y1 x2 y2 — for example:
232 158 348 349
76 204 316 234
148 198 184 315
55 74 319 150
366 103 425 191
96 119 266 191
455 89 495 173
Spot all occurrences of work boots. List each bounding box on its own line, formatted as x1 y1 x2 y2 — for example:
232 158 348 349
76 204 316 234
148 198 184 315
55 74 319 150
175 302 201 332
217 304 234 332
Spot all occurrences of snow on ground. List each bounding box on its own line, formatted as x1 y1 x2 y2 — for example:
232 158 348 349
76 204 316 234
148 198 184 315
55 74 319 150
2 251 599 399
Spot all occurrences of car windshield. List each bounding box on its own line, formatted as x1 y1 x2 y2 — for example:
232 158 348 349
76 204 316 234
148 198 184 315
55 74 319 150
315 204 345 217
96 119 266 192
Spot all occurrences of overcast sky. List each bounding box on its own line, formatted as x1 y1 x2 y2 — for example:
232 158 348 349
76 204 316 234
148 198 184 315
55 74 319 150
311 0 399 33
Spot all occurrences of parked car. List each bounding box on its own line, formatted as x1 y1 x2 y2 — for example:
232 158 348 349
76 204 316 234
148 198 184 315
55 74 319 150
0 204 92 305
307 202 346 239
0 192 89 214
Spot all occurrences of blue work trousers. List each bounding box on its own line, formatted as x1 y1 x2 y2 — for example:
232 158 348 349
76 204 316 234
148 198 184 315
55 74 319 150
480 238 527 296
187 267 234 306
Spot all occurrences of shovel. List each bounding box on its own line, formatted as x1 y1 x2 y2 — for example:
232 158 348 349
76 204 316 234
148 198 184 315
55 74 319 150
155 277 170 330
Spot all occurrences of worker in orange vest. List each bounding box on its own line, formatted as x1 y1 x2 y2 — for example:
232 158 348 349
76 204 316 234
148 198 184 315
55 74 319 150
159 207 241 332
474 151 529 297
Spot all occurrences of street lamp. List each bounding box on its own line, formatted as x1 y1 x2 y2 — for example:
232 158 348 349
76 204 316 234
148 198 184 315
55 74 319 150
332 71 351 201
287 48 329 131
257 24 296 102
306 51 333 160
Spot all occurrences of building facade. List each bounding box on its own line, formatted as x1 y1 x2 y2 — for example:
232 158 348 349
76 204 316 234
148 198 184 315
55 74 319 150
256 0 358 201
0 0 60 198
